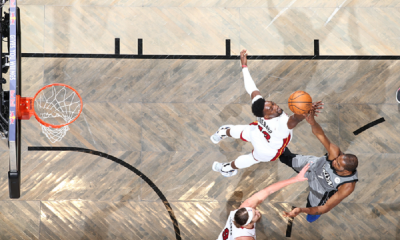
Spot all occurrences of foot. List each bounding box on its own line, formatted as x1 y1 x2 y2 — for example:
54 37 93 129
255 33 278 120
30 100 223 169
397 87 400 103
210 125 233 144
212 162 238 177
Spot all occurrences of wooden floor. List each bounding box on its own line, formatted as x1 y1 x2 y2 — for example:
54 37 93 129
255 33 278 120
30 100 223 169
0 1 400 239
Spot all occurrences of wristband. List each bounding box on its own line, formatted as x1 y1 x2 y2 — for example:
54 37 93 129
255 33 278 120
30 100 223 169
242 65 247 68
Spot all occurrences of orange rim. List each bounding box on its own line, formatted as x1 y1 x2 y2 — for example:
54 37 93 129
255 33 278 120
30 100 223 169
32 83 83 128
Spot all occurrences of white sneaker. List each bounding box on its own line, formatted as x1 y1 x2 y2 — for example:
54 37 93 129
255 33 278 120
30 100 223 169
210 125 233 144
212 162 238 177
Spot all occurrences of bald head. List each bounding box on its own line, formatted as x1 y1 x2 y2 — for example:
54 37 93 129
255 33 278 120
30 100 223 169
342 154 358 172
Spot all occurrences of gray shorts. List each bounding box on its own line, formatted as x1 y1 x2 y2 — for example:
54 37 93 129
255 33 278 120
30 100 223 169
279 149 331 207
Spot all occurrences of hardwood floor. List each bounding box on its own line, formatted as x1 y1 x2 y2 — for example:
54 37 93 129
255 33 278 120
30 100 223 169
0 1 399 239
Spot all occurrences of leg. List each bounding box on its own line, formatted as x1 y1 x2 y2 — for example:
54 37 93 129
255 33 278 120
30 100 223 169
305 177 335 223
212 153 258 177
231 153 259 169
306 193 321 223
210 125 248 144
279 148 300 173
228 125 250 140
279 148 317 173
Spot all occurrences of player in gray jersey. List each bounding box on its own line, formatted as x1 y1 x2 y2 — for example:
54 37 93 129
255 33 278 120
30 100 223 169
279 108 358 223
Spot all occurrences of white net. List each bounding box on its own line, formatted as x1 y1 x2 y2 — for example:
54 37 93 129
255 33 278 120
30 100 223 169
41 125 69 143
34 84 82 143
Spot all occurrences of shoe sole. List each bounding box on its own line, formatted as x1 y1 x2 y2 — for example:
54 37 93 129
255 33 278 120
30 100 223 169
222 169 238 178
210 135 220 144
212 162 221 172
397 87 400 103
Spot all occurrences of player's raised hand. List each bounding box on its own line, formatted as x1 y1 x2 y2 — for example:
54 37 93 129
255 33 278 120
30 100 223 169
302 101 323 120
311 101 324 116
240 49 248 66
294 163 309 182
283 207 302 218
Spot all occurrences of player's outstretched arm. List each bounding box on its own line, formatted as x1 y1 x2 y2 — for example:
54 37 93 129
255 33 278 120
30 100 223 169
240 164 310 209
305 104 339 157
283 182 355 218
240 49 261 101
287 101 324 129
287 114 306 130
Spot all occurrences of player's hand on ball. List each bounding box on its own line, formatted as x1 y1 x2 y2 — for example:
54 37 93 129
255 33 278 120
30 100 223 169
240 49 248 66
283 207 301 218
302 101 323 119
311 101 324 116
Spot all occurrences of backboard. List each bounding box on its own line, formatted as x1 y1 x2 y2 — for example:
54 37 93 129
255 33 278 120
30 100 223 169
8 0 21 199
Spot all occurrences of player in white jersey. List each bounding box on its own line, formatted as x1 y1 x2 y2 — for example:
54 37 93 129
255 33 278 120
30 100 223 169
211 49 322 177
217 163 310 240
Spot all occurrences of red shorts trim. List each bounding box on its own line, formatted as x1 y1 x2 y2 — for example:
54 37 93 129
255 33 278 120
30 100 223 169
270 133 292 162
240 121 258 142
240 131 248 142
252 150 259 161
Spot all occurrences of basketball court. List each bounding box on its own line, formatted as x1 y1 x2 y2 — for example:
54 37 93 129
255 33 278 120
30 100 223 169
0 0 399 239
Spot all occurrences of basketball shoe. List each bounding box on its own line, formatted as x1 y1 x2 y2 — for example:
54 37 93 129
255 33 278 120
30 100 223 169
212 162 238 177
210 125 233 144
397 87 400 103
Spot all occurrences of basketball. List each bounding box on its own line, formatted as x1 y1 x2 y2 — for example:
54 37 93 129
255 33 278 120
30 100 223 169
288 91 312 115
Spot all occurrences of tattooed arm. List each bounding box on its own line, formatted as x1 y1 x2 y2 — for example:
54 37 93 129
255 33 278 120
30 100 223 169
283 182 355 218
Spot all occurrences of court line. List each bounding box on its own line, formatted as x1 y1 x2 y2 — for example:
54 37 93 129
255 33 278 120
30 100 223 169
353 117 385 135
20 38 400 60
115 38 120 55
285 206 296 238
21 53 400 60
27 146 182 240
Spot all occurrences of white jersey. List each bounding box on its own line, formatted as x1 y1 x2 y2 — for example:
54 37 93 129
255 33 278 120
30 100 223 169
217 210 256 240
241 111 293 162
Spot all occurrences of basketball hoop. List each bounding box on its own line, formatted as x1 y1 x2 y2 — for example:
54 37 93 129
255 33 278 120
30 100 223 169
17 84 83 143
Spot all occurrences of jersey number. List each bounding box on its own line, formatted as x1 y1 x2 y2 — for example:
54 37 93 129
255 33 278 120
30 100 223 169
258 125 271 142
222 228 229 240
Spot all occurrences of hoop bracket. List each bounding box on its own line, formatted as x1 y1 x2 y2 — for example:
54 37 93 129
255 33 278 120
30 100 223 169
16 95 34 120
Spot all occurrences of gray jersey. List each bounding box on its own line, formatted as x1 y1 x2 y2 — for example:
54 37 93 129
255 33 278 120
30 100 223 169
290 155 358 207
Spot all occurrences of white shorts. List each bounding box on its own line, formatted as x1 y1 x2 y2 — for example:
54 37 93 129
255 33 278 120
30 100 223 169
231 123 289 162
